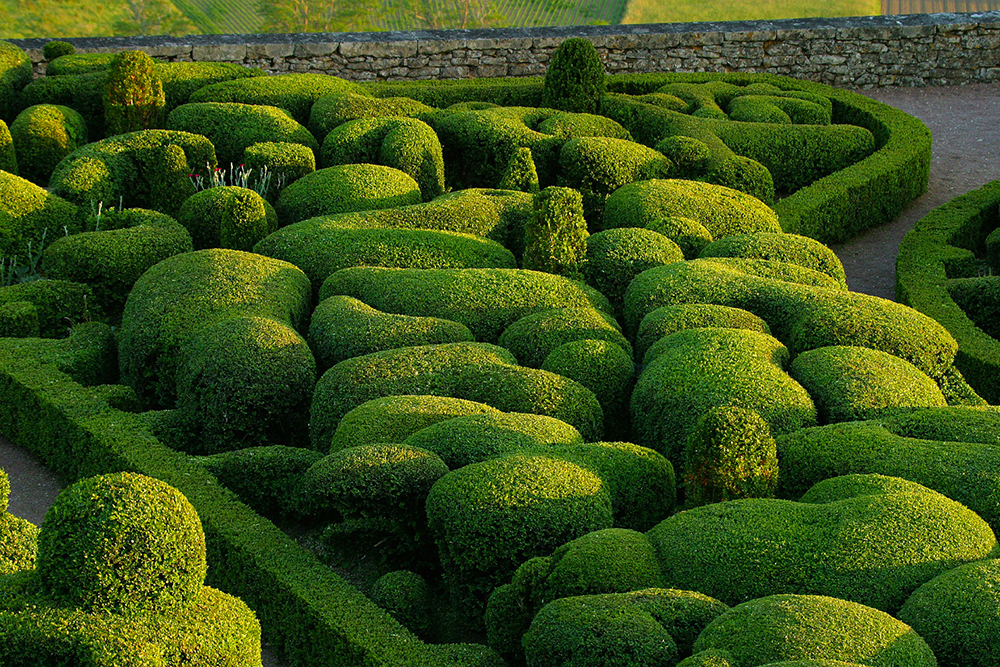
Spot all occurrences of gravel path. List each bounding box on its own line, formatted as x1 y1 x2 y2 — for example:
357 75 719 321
1 82 999 665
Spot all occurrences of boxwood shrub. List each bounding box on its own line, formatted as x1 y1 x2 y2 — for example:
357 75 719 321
0 467 37 576
308 92 434 141
370 570 434 639
540 37 605 114
497 306 631 368
0 119 15 175
584 227 684 308
9 104 88 187
0 169 80 261
0 280 97 339
646 215 714 259
0 41 31 123
242 141 315 194
176 186 278 251
635 304 771 363
699 231 847 288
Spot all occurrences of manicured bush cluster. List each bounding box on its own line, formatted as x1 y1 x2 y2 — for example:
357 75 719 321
243 141 315 194
0 280 96 339
41 207 193 317
948 275 1000 340
699 231 848 288
541 339 634 437
541 37 606 114
584 227 684 308
176 185 277 251
104 50 165 136
987 224 1000 270
370 570 434 639
0 41 32 123
9 104 88 186
321 116 445 199
0 170 79 263
498 306 631 368
273 163 421 226
0 467 37 576
308 92 434 141
634 303 771 362
647 215 714 258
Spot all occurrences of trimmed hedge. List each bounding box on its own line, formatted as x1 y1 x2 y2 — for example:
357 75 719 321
0 41 31 123
103 50 165 136
897 180 1000 402
883 405 1000 444
699 231 847 289
691 594 936 667
364 76 543 109
497 306 631 368
308 92 434 141
308 294 475 372
0 280 97 339
646 215 713 259
319 267 612 343
0 467 37 576
584 227 685 309
370 570 434 639
0 169 79 262
273 163 421 226
167 102 319 168
243 141 315 194
541 37 605 114
635 304 771 363
523 185 588 278
176 186 278 251
9 104 88 187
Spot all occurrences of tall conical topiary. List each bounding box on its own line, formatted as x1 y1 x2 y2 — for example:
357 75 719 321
499 146 539 193
104 50 165 136
541 37 606 114
523 186 589 279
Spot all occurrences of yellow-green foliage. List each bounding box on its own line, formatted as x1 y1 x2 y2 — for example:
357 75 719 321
177 186 277 251
48 129 216 217
10 105 88 187
541 37 606 115
243 141 315 192
308 294 475 371
273 163 421 226
0 41 31 123
498 146 539 193
308 92 434 142
0 468 37 576
623 0 880 24
0 119 16 175
104 50 165 136
0 170 79 262
699 231 847 288
524 186 589 279
635 303 771 362
41 208 193 317
646 215 713 259
166 102 319 168
321 116 444 200
498 306 631 368
584 227 684 308
789 345 947 423
689 594 932 667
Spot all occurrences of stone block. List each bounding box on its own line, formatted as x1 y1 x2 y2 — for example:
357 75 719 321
192 44 247 61
247 43 294 59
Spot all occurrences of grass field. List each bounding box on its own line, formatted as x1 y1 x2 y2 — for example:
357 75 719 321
622 0 881 24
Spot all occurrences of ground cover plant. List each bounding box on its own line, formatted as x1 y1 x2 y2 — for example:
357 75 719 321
2 36 999 667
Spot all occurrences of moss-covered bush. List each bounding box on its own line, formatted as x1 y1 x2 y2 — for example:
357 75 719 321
789 345 947 423
243 141 315 195
523 186 589 279
167 102 319 168
370 570 434 639
648 474 998 612
584 227 684 308
405 412 583 469
189 73 367 124
0 41 32 123
320 267 612 343
119 248 311 408
0 170 79 262
176 186 277 251
273 163 421 226
308 92 434 141
684 406 778 507
497 306 631 368
699 232 847 288
898 558 1000 667
104 50 165 136
631 327 815 465
427 452 614 622
9 104 88 187
328 394 501 453
604 179 781 239
541 37 605 114
41 208 193 317
542 339 634 438
0 467 38 576
691 594 936 667
635 304 771 363
646 215 714 259
321 116 444 200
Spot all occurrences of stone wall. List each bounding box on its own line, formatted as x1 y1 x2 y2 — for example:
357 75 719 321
7 12 1000 87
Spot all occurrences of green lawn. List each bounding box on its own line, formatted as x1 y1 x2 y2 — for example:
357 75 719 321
622 0 881 24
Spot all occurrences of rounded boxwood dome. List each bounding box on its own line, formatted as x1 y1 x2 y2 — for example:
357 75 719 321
35 472 207 614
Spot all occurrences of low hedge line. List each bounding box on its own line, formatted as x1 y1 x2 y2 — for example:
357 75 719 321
896 179 1000 403
0 326 503 667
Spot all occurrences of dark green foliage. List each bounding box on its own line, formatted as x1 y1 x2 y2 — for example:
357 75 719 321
0 170 79 263
948 275 1000 339
0 280 96 339
524 186 589 279
188 72 367 124
329 395 501 453
676 649 735 667
693 595 935 667
0 119 15 175
648 475 998 612
309 295 474 372
655 135 711 177
541 38 606 114
365 76 543 109
557 136 671 226
308 92 434 142
49 129 216 217
19 71 111 138
684 406 778 507
46 53 115 76
0 41 31 124
584 227 684 308
699 232 848 288
196 445 324 520
167 102 319 168
635 304 771 363
36 472 206 615
41 208 193 318
177 186 277 251
319 267 612 344
405 412 583 469
789 346 947 423
646 215 714 259
243 141 315 194
371 570 434 639
631 327 815 466
498 146 539 193
0 300 38 337
321 116 445 200
498 306 631 368
898 558 1000 667
542 340 634 438
274 163 421 226
10 104 88 187
987 225 1000 270
175 316 315 451
426 452 614 621
727 94 831 125
603 178 781 239
0 467 38 575
104 50 166 136
119 249 311 408
42 41 76 60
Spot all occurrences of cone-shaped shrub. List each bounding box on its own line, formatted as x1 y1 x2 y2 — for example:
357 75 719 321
541 38 605 114
499 146 539 193
524 186 588 279
104 50 165 135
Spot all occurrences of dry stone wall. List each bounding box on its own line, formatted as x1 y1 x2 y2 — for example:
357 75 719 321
7 12 1000 87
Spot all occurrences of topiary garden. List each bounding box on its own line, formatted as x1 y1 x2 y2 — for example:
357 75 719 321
1 34 999 667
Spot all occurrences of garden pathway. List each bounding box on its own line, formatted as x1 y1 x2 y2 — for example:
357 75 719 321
1 81 1000 667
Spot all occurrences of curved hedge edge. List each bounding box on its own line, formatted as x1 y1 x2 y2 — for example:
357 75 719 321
896 179 1000 404
0 336 495 667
